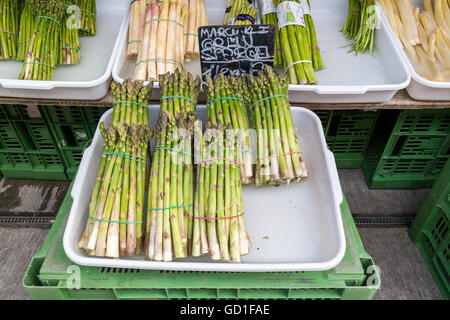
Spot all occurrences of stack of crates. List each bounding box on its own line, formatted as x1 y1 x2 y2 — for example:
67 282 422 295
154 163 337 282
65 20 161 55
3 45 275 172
0 105 66 180
314 110 379 168
363 110 450 189
39 106 109 180
409 158 449 299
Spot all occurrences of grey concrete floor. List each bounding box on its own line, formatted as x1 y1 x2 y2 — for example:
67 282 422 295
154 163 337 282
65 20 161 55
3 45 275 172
0 170 445 300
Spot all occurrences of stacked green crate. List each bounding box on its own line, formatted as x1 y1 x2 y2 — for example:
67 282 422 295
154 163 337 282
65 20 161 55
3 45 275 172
409 158 449 299
23 189 380 300
363 110 450 189
39 106 93 180
314 110 379 168
0 105 67 180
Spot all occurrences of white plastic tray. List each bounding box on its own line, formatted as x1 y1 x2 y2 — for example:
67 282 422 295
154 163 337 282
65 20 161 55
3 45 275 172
113 0 410 103
0 0 128 100
378 0 450 101
63 105 346 272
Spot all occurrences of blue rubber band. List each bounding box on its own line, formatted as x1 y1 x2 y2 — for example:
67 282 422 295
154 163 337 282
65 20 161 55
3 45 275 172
161 96 197 106
251 95 288 109
36 16 61 25
102 152 146 164
23 61 56 69
113 101 148 109
147 204 193 211
89 216 143 224
208 97 246 104
155 146 193 157
59 46 80 52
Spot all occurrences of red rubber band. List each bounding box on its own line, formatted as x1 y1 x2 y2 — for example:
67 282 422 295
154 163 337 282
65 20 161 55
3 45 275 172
193 213 245 221
309 46 320 51
0 30 16 36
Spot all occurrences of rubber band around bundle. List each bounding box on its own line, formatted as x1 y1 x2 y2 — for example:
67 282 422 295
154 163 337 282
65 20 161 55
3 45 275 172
128 39 141 45
60 46 80 52
23 61 56 69
0 30 16 36
236 14 256 24
207 97 246 104
201 158 239 165
161 95 197 106
147 204 193 211
145 19 183 28
184 33 198 37
102 152 147 164
193 213 245 221
112 101 148 109
309 46 320 51
250 95 288 109
130 0 140 5
155 146 193 157
136 58 182 67
36 16 61 25
284 60 312 75
80 8 96 18
89 216 143 224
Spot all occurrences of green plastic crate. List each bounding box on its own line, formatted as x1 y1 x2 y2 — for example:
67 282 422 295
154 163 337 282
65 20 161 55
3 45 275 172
23 189 380 300
0 105 67 180
39 106 94 180
409 158 450 299
82 107 110 138
363 110 450 189
314 110 379 169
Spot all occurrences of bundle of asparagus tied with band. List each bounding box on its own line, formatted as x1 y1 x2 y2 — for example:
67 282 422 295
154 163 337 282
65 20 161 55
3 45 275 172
342 0 377 55
244 67 308 186
205 73 253 185
127 0 147 58
225 0 258 25
0 0 19 60
78 0 96 35
19 0 65 80
59 0 81 65
185 0 208 60
78 80 152 258
192 89 250 262
277 0 318 84
146 70 200 261
260 0 283 67
135 0 197 81
16 0 34 61
300 0 325 70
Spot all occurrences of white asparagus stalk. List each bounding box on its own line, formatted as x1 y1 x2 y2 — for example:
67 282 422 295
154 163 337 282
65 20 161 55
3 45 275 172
414 7 429 51
135 5 153 81
186 0 197 57
434 0 449 32
182 0 189 62
166 0 178 74
443 0 450 27
380 0 400 42
178 5 188 69
395 15 420 66
415 45 444 81
147 0 160 81
127 0 142 58
156 0 170 76
424 0 434 14
435 28 450 67
397 0 420 45
420 11 438 38
193 0 202 57
428 32 437 62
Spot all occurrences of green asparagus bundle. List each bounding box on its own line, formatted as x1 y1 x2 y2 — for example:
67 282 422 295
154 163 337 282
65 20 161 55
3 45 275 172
146 70 200 261
78 0 96 35
277 0 317 84
0 0 19 60
244 67 308 185
205 73 253 185
192 101 250 262
260 0 283 67
16 0 35 61
342 0 376 55
19 0 65 80
78 80 152 258
226 0 257 25
59 0 81 65
301 0 325 70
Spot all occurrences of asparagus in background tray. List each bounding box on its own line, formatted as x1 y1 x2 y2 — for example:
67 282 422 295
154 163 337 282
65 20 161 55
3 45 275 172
17 0 35 61
0 0 19 60
78 80 152 258
145 70 200 261
130 0 208 81
245 67 308 186
59 0 81 65
224 0 258 25
78 0 96 35
260 0 283 67
379 0 450 82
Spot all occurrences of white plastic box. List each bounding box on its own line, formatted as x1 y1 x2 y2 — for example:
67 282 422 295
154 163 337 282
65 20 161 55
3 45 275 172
63 105 346 272
113 0 410 103
378 0 450 101
0 0 128 100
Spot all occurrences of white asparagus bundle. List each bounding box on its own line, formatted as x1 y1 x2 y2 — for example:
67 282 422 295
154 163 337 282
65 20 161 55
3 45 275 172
380 0 450 82
185 0 208 59
133 0 188 81
127 0 147 58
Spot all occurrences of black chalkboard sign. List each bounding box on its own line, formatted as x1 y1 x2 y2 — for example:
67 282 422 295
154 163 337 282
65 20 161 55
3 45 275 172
198 25 275 80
